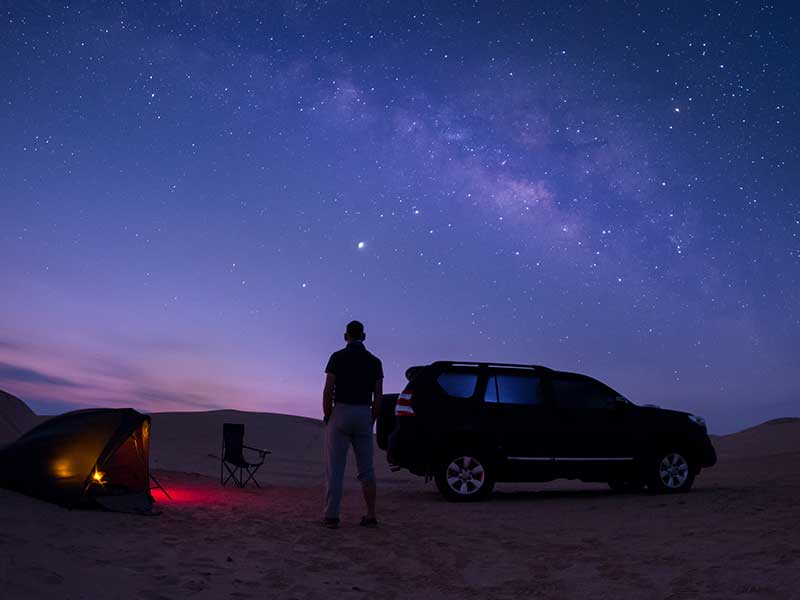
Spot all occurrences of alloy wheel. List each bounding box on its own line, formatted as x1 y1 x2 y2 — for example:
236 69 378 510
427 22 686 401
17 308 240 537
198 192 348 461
659 453 689 488
445 456 485 496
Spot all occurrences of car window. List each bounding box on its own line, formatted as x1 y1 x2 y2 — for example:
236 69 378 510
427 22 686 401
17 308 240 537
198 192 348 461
437 372 478 398
495 374 543 405
483 375 498 403
552 377 615 409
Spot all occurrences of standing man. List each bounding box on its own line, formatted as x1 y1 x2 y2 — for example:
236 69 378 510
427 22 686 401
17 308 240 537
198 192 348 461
322 320 383 529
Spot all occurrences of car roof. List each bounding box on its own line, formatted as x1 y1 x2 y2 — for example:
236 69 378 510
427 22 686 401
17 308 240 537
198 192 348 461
430 360 552 372
427 362 599 381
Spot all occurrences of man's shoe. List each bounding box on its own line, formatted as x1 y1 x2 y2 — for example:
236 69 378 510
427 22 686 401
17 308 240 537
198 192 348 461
322 517 340 529
359 516 378 528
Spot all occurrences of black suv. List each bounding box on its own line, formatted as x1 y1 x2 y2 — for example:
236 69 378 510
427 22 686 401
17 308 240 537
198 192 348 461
377 361 717 501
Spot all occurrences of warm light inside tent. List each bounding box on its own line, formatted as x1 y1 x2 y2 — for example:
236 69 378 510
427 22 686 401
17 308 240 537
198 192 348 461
92 467 107 485
52 458 76 479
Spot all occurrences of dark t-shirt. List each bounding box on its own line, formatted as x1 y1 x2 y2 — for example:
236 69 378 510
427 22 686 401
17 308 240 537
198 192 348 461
325 342 383 405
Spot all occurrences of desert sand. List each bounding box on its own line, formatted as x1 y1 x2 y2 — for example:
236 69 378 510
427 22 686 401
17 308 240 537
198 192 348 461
1 392 798 600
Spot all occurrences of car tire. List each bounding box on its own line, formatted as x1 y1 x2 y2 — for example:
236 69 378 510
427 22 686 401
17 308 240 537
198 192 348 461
434 452 495 502
608 479 645 493
645 450 695 494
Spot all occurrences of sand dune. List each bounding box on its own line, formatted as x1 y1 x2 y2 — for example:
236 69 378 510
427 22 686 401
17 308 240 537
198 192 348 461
150 409 326 484
712 417 800 459
149 409 414 487
0 389 40 446
1 395 799 599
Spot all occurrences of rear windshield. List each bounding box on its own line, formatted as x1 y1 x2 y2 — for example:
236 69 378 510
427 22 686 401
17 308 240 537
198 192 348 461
436 371 478 398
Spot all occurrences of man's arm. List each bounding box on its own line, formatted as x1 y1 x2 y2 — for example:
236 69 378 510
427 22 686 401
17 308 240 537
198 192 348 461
372 378 383 422
323 373 335 422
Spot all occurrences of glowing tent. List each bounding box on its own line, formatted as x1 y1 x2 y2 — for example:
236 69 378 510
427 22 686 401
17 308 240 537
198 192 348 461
0 408 155 512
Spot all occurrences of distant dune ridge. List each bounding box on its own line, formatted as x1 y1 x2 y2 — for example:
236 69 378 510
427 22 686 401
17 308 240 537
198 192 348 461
0 389 40 445
1 390 798 488
711 416 800 460
0 389 798 461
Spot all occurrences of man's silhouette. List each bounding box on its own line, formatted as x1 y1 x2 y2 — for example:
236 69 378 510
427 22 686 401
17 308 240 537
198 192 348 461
322 320 383 528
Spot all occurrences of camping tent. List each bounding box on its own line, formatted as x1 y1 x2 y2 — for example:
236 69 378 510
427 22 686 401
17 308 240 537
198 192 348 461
0 408 154 512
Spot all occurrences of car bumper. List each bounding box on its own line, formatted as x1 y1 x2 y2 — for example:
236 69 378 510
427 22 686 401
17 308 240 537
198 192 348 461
387 422 430 476
699 437 717 468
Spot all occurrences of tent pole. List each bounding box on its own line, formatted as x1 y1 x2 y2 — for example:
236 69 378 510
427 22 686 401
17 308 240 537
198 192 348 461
149 472 172 500
134 426 172 501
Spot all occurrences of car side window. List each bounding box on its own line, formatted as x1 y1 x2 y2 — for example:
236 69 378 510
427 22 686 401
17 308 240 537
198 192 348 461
483 375 498 403
553 377 615 409
437 372 478 398
495 374 543 405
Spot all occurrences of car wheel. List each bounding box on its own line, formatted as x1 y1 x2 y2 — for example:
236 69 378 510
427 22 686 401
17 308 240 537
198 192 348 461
608 479 645 492
434 453 495 502
646 450 695 493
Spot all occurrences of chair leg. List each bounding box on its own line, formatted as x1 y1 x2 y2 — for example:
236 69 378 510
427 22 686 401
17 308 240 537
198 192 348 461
242 465 261 488
222 463 262 488
220 439 225 485
222 463 238 487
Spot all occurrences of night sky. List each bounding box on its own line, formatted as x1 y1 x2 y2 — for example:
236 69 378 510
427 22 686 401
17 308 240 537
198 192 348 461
1 2 798 433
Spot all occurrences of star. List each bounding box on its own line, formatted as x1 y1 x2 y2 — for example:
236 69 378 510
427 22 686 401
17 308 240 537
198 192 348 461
1 0 794 436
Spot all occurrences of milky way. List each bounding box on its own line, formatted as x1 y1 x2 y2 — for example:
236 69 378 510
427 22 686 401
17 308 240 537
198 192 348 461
1 2 798 432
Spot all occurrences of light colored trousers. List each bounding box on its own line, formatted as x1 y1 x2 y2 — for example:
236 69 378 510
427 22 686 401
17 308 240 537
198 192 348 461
324 403 375 520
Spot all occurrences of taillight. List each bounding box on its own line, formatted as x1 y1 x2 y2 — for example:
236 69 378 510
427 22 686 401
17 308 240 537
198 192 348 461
395 389 416 417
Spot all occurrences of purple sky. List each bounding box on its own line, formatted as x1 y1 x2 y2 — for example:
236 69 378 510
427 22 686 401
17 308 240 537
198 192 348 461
1 2 798 433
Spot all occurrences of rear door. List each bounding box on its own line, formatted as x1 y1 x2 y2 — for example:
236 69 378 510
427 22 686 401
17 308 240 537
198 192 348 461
481 368 554 466
428 366 484 440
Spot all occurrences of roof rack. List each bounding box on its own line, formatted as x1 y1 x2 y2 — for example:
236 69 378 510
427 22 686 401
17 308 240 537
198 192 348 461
431 361 552 371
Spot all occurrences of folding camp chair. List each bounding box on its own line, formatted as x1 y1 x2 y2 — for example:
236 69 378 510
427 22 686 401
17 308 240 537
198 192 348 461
220 423 270 488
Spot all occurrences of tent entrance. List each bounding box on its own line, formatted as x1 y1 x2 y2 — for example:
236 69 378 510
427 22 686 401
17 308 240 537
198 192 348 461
88 421 155 513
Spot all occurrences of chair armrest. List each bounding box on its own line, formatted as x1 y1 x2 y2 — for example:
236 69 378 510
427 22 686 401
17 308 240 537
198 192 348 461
243 445 271 455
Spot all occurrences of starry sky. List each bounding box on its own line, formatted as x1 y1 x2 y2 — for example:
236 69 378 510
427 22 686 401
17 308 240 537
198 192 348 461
1 2 798 433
